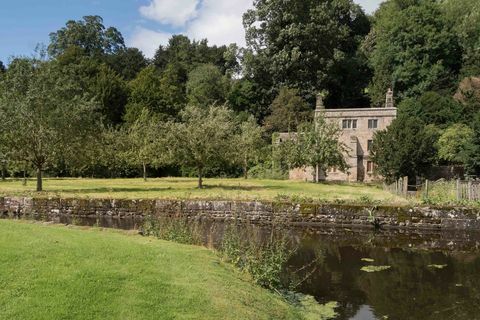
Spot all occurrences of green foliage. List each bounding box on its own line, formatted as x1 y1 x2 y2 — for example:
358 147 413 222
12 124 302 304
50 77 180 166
48 15 125 58
186 64 229 108
244 0 371 107
167 105 237 188
125 108 169 180
125 64 187 123
365 0 461 105
235 115 265 179
437 124 474 164
105 47 147 80
141 215 202 245
371 115 438 182
0 58 101 190
220 224 294 290
264 88 312 133
276 116 349 181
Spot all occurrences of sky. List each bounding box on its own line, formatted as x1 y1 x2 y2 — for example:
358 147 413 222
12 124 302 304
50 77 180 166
0 0 383 63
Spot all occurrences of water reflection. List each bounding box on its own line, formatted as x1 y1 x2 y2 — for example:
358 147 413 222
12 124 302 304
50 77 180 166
3 215 480 320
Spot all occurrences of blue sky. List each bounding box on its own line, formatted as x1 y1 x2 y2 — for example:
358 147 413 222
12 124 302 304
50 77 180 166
0 0 383 63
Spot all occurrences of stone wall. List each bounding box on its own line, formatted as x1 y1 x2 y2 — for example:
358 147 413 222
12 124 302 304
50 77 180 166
0 196 479 230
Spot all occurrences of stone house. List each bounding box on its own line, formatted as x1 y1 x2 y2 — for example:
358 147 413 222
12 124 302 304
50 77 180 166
288 89 397 182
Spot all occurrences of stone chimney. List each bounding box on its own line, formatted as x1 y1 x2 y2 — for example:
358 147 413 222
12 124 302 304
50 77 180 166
316 93 325 110
385 88 394 108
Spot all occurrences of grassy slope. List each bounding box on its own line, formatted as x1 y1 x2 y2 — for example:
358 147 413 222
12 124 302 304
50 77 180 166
0 178 403 203
0 220 300 320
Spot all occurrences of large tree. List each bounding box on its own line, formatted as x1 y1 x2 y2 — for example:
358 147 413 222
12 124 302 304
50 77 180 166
371 115 438 182
48 15 125 58
167 105 236 188
365 0 462 106
243 0 371 107
0 58 100 191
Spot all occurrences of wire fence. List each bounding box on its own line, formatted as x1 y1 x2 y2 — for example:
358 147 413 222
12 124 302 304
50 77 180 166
384 177 480 202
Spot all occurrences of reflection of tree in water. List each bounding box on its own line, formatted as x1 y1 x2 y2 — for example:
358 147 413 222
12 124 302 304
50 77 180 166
286 240 369 319
355 249 480 320
282 228 480 320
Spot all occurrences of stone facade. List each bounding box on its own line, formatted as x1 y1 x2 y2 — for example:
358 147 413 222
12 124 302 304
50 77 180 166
288 90 397 182
1 196 480 231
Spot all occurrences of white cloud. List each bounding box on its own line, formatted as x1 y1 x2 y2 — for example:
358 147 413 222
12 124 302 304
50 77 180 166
129 0 253 58
128 27 172 58
187 0 252 47
139 0 200 27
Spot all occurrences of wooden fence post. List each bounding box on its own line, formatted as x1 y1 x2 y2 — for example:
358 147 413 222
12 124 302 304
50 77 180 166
468 180 472 201
456 179 461 201
424 179 429 199
403 176 408 197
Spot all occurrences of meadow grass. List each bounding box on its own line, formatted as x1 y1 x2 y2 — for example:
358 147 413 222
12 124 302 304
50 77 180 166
0 177 404 203
0 220 301 320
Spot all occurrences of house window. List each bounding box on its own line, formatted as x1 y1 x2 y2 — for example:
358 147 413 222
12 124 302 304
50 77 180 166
368 119 378 129
328 167 337 173
367 140 373 151
367 161 374 173
342 119 357 129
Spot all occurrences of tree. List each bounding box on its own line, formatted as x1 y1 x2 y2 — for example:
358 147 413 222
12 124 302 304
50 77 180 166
228 79 264 120
126 108 168 181
437 124 474 165
125 64 186 123
235 116 265 179
0 58 100 191
443 0 480 77
0 61 5 74
167 105 236 188
399 92 464 128
264 88 312 133
277 118 349 182
93 64 128 125
464 112 480 175
48 15 125 58
186 64 229 108
243 0 371 107
365 0 461 105
371 116 438 182
106 48 148 80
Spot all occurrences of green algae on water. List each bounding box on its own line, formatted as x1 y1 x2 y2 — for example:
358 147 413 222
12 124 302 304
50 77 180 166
361 258 375 263
361 265 391 273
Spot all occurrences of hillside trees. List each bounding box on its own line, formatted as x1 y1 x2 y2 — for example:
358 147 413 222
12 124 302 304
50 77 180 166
243 0 371 110
0 58 100 191
365 0 462 106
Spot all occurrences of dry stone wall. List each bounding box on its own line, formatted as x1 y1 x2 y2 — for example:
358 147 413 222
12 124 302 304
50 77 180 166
1 197 479 230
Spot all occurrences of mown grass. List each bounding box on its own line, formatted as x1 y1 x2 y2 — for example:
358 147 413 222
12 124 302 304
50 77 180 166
0 177 404 203
0 219 301 320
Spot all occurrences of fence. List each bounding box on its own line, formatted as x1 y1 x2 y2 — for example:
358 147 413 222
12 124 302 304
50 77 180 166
385 178 480 202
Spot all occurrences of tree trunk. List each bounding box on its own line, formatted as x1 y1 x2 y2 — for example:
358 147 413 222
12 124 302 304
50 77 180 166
315 165 319 183
36 167 43 192
198 167 203 189
243 156 248 180
22 162 27 186
1 161 6 181
142 162 147 182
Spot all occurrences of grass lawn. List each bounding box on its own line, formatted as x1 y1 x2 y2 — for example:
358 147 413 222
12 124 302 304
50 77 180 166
0 178 404 203
0 220 301 320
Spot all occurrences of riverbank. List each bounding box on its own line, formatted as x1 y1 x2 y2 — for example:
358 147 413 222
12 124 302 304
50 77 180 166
0 219 303 319
2 196 480 230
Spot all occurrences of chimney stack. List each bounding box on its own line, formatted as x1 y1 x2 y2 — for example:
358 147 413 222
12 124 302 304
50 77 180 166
316 93 325 110
385 88 394 108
